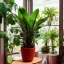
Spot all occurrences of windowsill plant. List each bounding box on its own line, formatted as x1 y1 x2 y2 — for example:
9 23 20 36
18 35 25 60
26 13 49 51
0 0 48 62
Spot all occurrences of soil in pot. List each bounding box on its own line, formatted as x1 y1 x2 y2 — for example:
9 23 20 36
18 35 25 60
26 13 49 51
21 47 35 62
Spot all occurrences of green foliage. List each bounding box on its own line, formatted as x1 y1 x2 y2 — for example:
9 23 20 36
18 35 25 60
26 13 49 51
0 31 6 38
14 38 20 46
0 2 7 23
42 32 50 43
42 7 58 26
0 2 6 16
49 29 59 53
7 56 13 64
0 0 16 24
0 31 8 48
49 29 58 40
14 7 48 48
0 1 48 48
6 14 16 25
0 0 16 49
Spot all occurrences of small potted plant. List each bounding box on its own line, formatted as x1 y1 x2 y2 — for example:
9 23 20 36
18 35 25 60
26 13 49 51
49 29 58 54
40 32 50 53
48 29 59 64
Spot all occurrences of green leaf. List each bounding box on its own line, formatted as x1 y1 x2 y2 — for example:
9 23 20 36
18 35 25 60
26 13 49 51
18 7 29 23
14 38 20 46
34 17 48 30
49 29 58 39
0 31 6 38
14 15 26 32
7 56 13 63
18 7 30 27
7 0 14 5
29 9 39 27
0 2 6 16
0 31 8 48
6 14 15 25
37 13 41 19
6 4 13 12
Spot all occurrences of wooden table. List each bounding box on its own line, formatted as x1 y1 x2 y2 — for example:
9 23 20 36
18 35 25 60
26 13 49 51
12 57 42 64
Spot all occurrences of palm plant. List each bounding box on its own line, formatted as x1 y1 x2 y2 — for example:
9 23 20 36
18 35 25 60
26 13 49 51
42 7 58 26
49 29 58 54
38 30 50 53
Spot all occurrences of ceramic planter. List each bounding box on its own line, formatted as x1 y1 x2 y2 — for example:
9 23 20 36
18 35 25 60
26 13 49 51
48 54 59 64
21 47 35 62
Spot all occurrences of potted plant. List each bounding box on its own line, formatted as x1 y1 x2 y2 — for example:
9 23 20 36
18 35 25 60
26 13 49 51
0 5 48 62
49 29 58 54
40 32 50 53
48 29 59 64
12 7 48 62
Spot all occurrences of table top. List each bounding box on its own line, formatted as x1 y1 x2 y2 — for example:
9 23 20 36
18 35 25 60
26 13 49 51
12 57 42 64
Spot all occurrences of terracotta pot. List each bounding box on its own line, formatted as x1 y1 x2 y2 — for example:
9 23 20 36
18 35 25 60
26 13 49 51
21 47 35 62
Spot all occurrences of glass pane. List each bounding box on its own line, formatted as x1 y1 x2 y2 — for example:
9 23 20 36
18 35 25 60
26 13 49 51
15 0 23 7
33 0 59 54
33 0 59 25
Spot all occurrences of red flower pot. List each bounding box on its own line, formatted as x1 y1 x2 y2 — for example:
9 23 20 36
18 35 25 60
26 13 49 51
21 47 35 62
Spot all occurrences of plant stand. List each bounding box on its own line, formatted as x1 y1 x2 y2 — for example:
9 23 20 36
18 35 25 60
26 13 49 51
12 57 42 64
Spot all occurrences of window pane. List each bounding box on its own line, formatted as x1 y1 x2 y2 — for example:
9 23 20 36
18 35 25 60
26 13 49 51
15 0 23 7
33 0 59 54
33 0 59 25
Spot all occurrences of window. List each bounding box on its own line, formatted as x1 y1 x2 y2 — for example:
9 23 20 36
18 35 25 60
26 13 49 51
33 0 59 54
15 0 23 7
